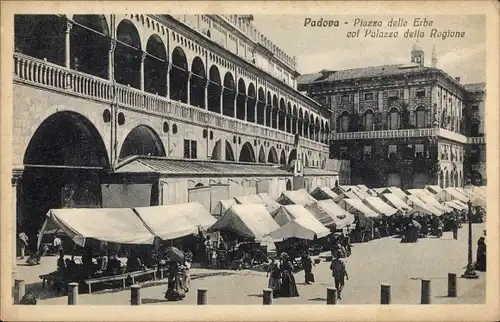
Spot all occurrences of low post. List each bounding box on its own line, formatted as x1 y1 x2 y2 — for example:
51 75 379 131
197 288 207 305
448 273 457 297
326 287 338 304
263 288 273 305
67 282 79 305
380 283 391 304
421 279 431 304
130 284 141 305
14 279 25 304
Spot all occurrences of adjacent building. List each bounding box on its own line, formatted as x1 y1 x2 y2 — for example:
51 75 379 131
298 44 486 189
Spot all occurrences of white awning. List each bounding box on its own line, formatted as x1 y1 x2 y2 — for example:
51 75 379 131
445 201 467 211
338 198 379 218
406 189 434 198
406 195 443 216
425 185 443 195
333 191 359 202
420 196 453 213
276 189 318 206
306 200 355 229
437 187 469 203
269 210 330 241
310 186 339 201
211 199 237 217
38 208 155 248
363 197 398 216
381 193 411 212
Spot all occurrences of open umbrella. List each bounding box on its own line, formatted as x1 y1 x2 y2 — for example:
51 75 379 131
165 246 184 263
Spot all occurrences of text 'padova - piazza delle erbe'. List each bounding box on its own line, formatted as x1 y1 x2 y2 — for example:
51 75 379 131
11 14 486 306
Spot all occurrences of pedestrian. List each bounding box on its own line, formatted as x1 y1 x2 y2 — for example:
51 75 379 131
266 258 281 297
301 251 315 284
451 217 459 240
53 234 62 253
18 231 28 259
475 237 486 272
329 250 349 300
279 252 299 297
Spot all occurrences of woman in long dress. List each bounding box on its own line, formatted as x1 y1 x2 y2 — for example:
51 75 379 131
267 259 281 297
475 237 486 271
279 253 299 297
164 260 186 301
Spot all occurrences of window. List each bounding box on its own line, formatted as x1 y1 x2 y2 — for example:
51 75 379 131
364 110 374 131
388 108 400 130
341 112 350 132
388 90 399 99
415 107 427 128
416 88 426 98
363 145 372 160
341 94 350 103
415 144 424 158
184 140 197 159
388 145 397 160
364 92 374 101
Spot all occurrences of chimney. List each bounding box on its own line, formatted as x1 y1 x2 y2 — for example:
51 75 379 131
455 77 461 83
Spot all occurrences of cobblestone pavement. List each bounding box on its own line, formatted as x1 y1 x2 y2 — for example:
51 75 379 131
18 224 486 305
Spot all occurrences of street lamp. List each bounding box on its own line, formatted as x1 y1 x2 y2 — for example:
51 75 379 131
461 180 478 279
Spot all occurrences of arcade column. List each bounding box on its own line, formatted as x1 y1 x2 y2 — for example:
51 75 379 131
11 170 23 279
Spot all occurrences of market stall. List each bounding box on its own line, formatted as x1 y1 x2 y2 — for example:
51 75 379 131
309 186 339 201
211 199 237 218
362 197 399 216
276 189 318 206
305 200 355 230
380 193 412 213
405 195 443 216
419 195 454 213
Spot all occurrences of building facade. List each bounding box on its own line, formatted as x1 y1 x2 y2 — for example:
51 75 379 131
12 14 338 243
298 44 486 189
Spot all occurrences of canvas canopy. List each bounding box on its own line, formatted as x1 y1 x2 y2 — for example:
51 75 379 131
37 208 156 249
333 191 359 202
380 193 411 212
426 185 443 195
373 187 387 194
276 189 317 206
257 193 282 213
167 202 217 230
445 201 467 211
269 216 331 240
208 204 280 241
234 194 266 205
337 198 379 218
273 205 322 226
437 187 469 203
406 195 443 216
306 200 355 229
356 185 370 191
350 188 371 199
405 189 434 198
452 199 469 209
473 186 487 197
310 186 338 201
385 187 408 199
211 199 237 217
363 197 398 216
419 196 453 213
366 189 379 197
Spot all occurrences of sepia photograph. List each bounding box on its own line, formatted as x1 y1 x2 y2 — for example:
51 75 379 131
1 1 499 321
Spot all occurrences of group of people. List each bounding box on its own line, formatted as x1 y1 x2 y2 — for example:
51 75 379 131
266 252 300 298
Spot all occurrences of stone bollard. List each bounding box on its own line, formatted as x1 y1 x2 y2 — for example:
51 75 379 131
326 287 338 304
263 288 273 305
448 273 457 297
67 282 79 305
130 284 141 305
421 279 431 304
14 279 25 304
380 283 391 304
197 288 207 305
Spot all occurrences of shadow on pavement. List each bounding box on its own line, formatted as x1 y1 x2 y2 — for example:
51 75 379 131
308 297 326 301
142 298 170 304
247 293 263 298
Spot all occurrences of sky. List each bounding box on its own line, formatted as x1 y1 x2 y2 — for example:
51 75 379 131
251 15 486 84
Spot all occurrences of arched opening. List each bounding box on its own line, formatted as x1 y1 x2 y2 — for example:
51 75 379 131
211 140 222 160
195 183 204 188
453 171 459 188
320 120 325 143
190 56 206 108
170 47 189 103
115 19 142 89
415 106 427 128
246 83 256 123
364 109 374 131
309 115 315 139
439 170 444 188
286 179 292 191
222 72 236 117
258 146 266 163
236 78 246 120
256 88 266 125
225 141 235 161
292 105 298 134
340 111 350 133
325 121 330 143
304 111 309 138
286 103 292 133
444 171 449 188
471 118 480 136
145 34 167 96
314 117 320 141
298 109 304 136
280 150 286 165
268 147 278 164
278 98 286 131
388 108 400 130
15 15 66 66
471 171 483 186
119 125 166 159
71 15 110 79
239 142 256 162
288 149 297 165
208 66 222 113
272 95 279 129
266 92 272 127
335 180 339 188
21 111 109 247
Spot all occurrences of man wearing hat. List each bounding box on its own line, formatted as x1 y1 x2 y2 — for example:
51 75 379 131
329 250 349 300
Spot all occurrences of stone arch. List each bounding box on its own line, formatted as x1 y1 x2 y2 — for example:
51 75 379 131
225 140 235 161
145 34 168 96
170 46 189 103
286 102 292 133
71 15 110 79
288 149 297 165
22 111 110 242
211 139 222 160
444 170 449 188
298 108 304 136
415 105 427 128
272 95 279 129
453 171 459 187
286 179 292 191
195 183 205 188
292 105 298 134
304 111 310 138
236 78 246 120
268 146 279 164
340 111 350 133
115 19 142 89
280 149 286 165
208 65 222 113
222 72 236 117
190 56 206 108
119 125 166 159
439 170 444 188
258 146 266 163
278 98 286 131
388 107 400 130
256 88 266 125
239 142 256 163
314 116 320 141
246 83 256 122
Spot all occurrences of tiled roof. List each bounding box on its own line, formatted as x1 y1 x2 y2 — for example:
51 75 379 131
463 82 486 92
299 64 435 84
303 167 338 176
